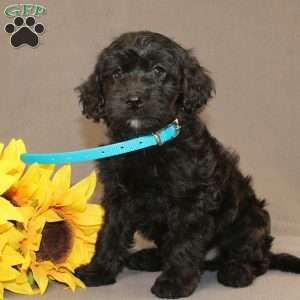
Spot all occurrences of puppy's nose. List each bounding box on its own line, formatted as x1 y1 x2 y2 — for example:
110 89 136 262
126 95 143 108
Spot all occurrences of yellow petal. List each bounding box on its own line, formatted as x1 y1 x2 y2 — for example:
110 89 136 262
15 139 26 155
30 215 47 234
49 270 78 292
73 276 85 289
35 181 53 213
9 162 40 205
2 244 25 266
0 282 4 300
66 238 90 269
4 139 26 157
19 164 54 185
1 139 18 160
31 265 49 295
0 140 25 177
0 198 24 223
76 225 101 238
0 226 24 251
15 271 28 284
76 230 98 245
40 209 63 223
72 204 105 226
52 165 71 200
21 252 33 271
19 206 35 229
0 263 19 281
0 174 16 195
38 163 55 174
4 278 34 295
15 164 54 201
62 171 96 212
0 236 7 255
0 160 20 175
0 223 13 234
15 164 53 205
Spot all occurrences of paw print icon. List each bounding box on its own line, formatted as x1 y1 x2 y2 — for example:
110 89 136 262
4 16 45 48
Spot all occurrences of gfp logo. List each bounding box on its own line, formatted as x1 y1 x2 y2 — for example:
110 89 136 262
4 3 47 17
4 4 47 48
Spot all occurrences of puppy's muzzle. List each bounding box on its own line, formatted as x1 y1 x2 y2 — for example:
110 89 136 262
126 95 144 110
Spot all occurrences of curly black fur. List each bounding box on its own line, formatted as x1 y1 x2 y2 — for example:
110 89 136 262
75 31 300 298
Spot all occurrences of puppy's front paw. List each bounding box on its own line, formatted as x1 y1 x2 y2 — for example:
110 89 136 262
75 263 116 287
151 272 198 299
217 262 254 287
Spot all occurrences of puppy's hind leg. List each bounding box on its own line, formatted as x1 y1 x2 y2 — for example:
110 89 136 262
126 248 162 271
217 208 273 288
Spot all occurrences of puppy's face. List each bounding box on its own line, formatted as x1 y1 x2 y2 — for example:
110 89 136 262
78 31 215 138
101 45 181 134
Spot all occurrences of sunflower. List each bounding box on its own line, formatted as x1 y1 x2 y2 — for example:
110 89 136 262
0 139 26 226
0 139 36 299
5 162 55 208
0 139 105 298
0 139 26 198
0 236 34 299
13 164 105 294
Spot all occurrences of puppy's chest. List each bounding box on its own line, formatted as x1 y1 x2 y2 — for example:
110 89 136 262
118 154 166 195
105 150 180 199
101 148 196 204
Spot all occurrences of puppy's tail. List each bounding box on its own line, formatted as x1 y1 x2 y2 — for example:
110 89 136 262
270 252 300 273
204 253 300 274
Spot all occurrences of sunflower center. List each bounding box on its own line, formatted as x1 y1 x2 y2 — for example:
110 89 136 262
37 221 74 263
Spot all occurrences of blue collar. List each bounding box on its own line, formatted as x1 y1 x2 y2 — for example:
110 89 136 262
21 119 181 165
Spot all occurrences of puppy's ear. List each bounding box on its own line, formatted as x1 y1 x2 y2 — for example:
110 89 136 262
181 52 215 114
75 71 105 122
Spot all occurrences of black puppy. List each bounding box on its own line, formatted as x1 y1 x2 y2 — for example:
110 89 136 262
75 31 300 298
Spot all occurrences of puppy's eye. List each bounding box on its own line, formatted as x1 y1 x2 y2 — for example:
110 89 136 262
153 65 166 77
112 68 123 80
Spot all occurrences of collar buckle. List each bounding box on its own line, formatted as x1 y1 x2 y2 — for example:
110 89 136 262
174 118 181 137
152 131 163 146
152 118 181 146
